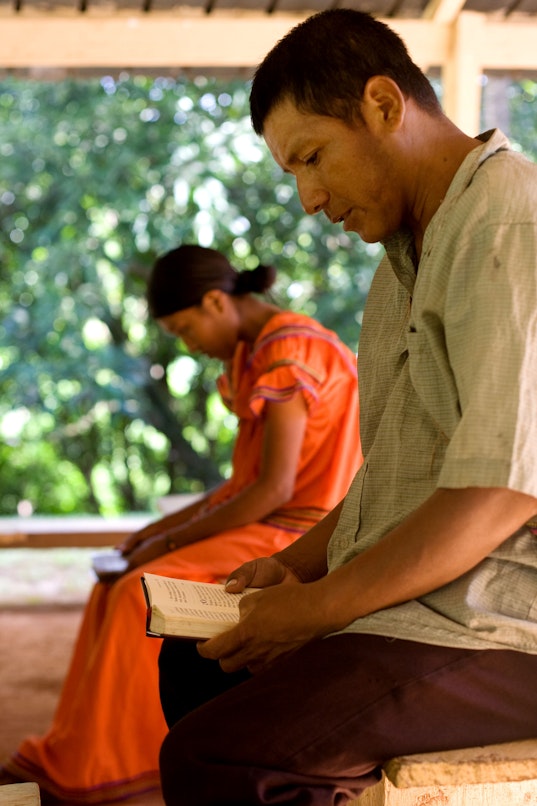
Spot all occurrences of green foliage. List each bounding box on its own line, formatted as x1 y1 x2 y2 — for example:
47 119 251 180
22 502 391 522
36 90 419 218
505 78 537 158
0 74 377 515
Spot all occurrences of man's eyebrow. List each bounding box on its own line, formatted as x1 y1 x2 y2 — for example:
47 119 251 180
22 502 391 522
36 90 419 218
279 149 300 174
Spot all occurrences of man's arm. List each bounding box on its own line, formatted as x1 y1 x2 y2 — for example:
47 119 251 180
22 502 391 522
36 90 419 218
318 486 537 628
200 486 537 672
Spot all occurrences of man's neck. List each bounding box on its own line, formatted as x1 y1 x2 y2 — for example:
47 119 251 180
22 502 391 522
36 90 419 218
402 112 481 258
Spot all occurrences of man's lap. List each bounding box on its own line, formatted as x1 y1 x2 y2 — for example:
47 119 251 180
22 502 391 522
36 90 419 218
158 633 537 804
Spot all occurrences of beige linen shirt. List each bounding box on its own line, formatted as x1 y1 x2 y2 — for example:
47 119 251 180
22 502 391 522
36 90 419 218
328 130 537 653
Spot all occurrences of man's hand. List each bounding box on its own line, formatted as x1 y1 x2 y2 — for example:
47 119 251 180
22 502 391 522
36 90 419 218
224 555 300 593
198 576 331 674
197 538 338 673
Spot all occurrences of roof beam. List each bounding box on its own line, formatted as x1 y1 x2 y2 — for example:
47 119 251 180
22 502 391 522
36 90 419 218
0 12 451 71
0 10 536 73
0 11 535 73
423 0 467 25
0 13 307 70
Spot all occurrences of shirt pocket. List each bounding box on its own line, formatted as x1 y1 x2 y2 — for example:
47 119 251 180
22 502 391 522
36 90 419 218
406 327 461 441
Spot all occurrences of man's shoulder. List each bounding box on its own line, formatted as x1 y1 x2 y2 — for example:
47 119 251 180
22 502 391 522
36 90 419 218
472 149 537 221
446 139 537 233
471 132 537 189
480 145 537 180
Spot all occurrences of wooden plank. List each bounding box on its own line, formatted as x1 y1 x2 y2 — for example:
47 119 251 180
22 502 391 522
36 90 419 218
385 738 537 787
0 783 40 805
441 10 483 135
0 12 451 71
0 12 310 69
348 739 537 804
0 10 535 77
0 515 151 547
350 776 537 805
423 0 466 24
0 530 134 547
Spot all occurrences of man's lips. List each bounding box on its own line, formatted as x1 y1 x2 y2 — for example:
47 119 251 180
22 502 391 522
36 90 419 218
327 208 351 225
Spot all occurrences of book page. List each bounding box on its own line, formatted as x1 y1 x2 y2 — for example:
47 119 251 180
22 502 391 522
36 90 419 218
144 573 248 615
142 573 257 639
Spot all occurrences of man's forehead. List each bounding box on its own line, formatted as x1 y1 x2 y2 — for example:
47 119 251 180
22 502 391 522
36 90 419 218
263 99 315 170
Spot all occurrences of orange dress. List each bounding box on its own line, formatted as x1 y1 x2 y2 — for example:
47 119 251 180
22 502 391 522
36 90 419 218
7 311 361 803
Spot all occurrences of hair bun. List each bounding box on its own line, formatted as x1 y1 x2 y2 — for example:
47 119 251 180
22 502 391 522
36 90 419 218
235 264 277 295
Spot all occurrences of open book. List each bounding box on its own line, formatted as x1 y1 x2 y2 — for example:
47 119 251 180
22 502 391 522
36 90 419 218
141 572 258 640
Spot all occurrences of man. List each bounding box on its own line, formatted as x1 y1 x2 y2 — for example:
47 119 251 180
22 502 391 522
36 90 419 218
158 10 537 805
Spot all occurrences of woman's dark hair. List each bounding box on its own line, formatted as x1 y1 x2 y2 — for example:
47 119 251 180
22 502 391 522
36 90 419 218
250 9 441 135
147 244 277 319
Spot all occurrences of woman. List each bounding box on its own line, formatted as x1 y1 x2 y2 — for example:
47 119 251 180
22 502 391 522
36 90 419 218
3 245 362 803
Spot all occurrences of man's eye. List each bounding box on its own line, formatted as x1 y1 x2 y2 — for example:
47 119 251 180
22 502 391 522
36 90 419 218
305 152 319 167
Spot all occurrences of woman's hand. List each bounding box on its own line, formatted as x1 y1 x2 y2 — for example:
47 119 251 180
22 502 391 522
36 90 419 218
122 533 168 571
117 523 164 555
116 495 211 556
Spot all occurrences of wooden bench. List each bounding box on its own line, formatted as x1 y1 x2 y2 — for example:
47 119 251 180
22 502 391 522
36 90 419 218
350 738 537 804
0 783 40 805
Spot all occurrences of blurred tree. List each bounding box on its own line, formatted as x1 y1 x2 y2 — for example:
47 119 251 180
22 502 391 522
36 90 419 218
504 77 537 156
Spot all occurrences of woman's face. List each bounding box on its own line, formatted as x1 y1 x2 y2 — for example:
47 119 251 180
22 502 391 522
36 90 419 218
157 291 240 361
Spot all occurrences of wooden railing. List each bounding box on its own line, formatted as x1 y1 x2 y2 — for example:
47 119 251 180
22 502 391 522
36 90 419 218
0 515 152 548
0 495 203 549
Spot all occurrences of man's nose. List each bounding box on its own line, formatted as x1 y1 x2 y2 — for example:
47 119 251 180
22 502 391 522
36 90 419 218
297 178 328 216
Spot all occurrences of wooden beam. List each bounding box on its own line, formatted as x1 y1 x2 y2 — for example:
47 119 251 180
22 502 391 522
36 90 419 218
392 18 452 71
0 10 535 74
0 12 306 70
423 0 467 25
483 17 537 69
394 15 536 73
0 10 535 76
0 12 450 71
442 11 484 135
0 530 135 548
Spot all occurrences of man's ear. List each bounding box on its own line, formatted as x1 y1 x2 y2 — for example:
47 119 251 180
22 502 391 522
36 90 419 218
362 76 405 132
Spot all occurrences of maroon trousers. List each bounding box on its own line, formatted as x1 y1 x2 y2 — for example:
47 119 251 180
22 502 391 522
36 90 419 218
158 633 537 805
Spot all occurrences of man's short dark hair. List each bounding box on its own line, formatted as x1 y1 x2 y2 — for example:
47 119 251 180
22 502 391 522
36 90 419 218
250 9 441 134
